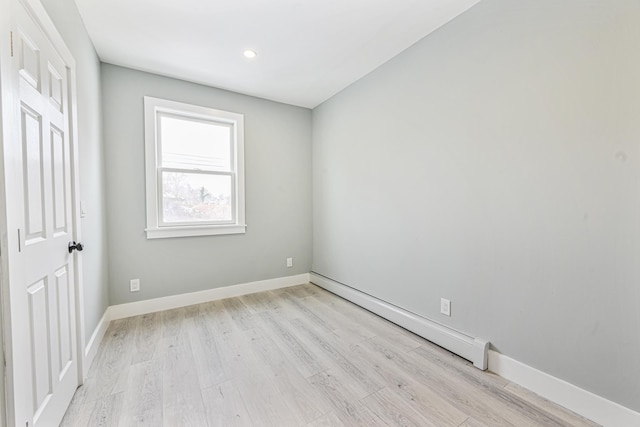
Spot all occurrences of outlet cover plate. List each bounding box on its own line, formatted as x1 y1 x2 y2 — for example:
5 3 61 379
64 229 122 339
440 298 451 316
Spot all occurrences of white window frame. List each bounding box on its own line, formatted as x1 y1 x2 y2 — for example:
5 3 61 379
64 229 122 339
144 96 246 239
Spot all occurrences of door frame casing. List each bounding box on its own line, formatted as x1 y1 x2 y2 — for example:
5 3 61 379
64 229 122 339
0 0 86 424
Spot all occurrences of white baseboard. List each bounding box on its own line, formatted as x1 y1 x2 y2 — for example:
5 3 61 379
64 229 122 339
488 350 640 427
83 309 110 378
309 272 489 370
107 273 311 320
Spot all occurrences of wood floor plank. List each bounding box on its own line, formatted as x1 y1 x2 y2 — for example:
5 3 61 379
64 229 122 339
287 284 319 299
194 299 217 316
86 392 124 427
458 417 489 427
213 327 259 380
307 370 385 426
262 290 295 317
239 291 277 315
310 288 425 351
219 325 306 426
60 383 94 427
281 320 374 400
83 318 136 403
62 284 600 427
411 344 509 388
411 345 509 398
290 317 384 396
131 312 162 364
162 333 208 426
244 328 333 423
183 303 201 319
298 295 376 343
368 335 577 426
361 387 440 427
504 382 600 427
187 315 229 388
267 289 317 322
221 297 256 331
278 289 339 333
87 317 134 376
348 340 469 426
202 299 243 336
237 365 307 427
362 335 516 426
240 291 296 316
306 411 345 427
257 311 326 377
117 359 163 427
202 380 253 427
161 307 187 338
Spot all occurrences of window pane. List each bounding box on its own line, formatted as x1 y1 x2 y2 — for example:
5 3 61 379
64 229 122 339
159 113 231 171
161 172 232 223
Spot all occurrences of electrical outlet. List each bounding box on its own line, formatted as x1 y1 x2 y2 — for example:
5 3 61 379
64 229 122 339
440 298 451 316
130 279 140 292
286 257 293 268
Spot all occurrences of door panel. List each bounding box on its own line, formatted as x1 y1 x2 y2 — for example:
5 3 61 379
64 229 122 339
55 265 72 377
17 30 40 90
26 278 52 417
50 126 66 234
20 105 45 241
47 64 63 112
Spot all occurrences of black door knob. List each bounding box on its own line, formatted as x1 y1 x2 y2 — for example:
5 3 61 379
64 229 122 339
68 241 84 253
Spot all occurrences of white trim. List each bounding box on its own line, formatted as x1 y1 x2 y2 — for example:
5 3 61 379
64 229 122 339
309 273 489 370
107 273 310 320
65 27 87 387
143 96 246 239
488 350 640 427
0 4 12 425
82 310 110 378
145 223 247 239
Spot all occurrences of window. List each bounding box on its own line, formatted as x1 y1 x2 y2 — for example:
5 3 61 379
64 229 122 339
144 96 246 238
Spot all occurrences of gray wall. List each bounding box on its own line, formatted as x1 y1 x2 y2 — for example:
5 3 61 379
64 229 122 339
101 64 312 305
312 0 640 412
41 0 109 344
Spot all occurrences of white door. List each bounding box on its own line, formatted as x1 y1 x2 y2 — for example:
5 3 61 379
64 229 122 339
1 0 81 425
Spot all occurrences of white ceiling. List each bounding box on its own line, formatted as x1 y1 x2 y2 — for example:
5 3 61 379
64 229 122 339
74 0 479 108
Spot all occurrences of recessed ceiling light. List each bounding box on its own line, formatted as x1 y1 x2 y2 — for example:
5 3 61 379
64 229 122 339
243 49 257 59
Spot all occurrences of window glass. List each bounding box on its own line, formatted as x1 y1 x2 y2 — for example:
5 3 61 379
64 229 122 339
161 172 232 223
159 113 232 172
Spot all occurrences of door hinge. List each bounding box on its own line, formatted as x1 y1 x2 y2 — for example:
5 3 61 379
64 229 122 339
10 31 14 57
17 228 21 252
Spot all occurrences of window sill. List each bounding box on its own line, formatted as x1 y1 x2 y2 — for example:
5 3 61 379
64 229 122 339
145 224 247 239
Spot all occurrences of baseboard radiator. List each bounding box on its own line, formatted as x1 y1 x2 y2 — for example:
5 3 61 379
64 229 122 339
309 272 489 370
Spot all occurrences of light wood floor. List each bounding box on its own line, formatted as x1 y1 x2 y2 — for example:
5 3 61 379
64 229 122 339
61 284 599 426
